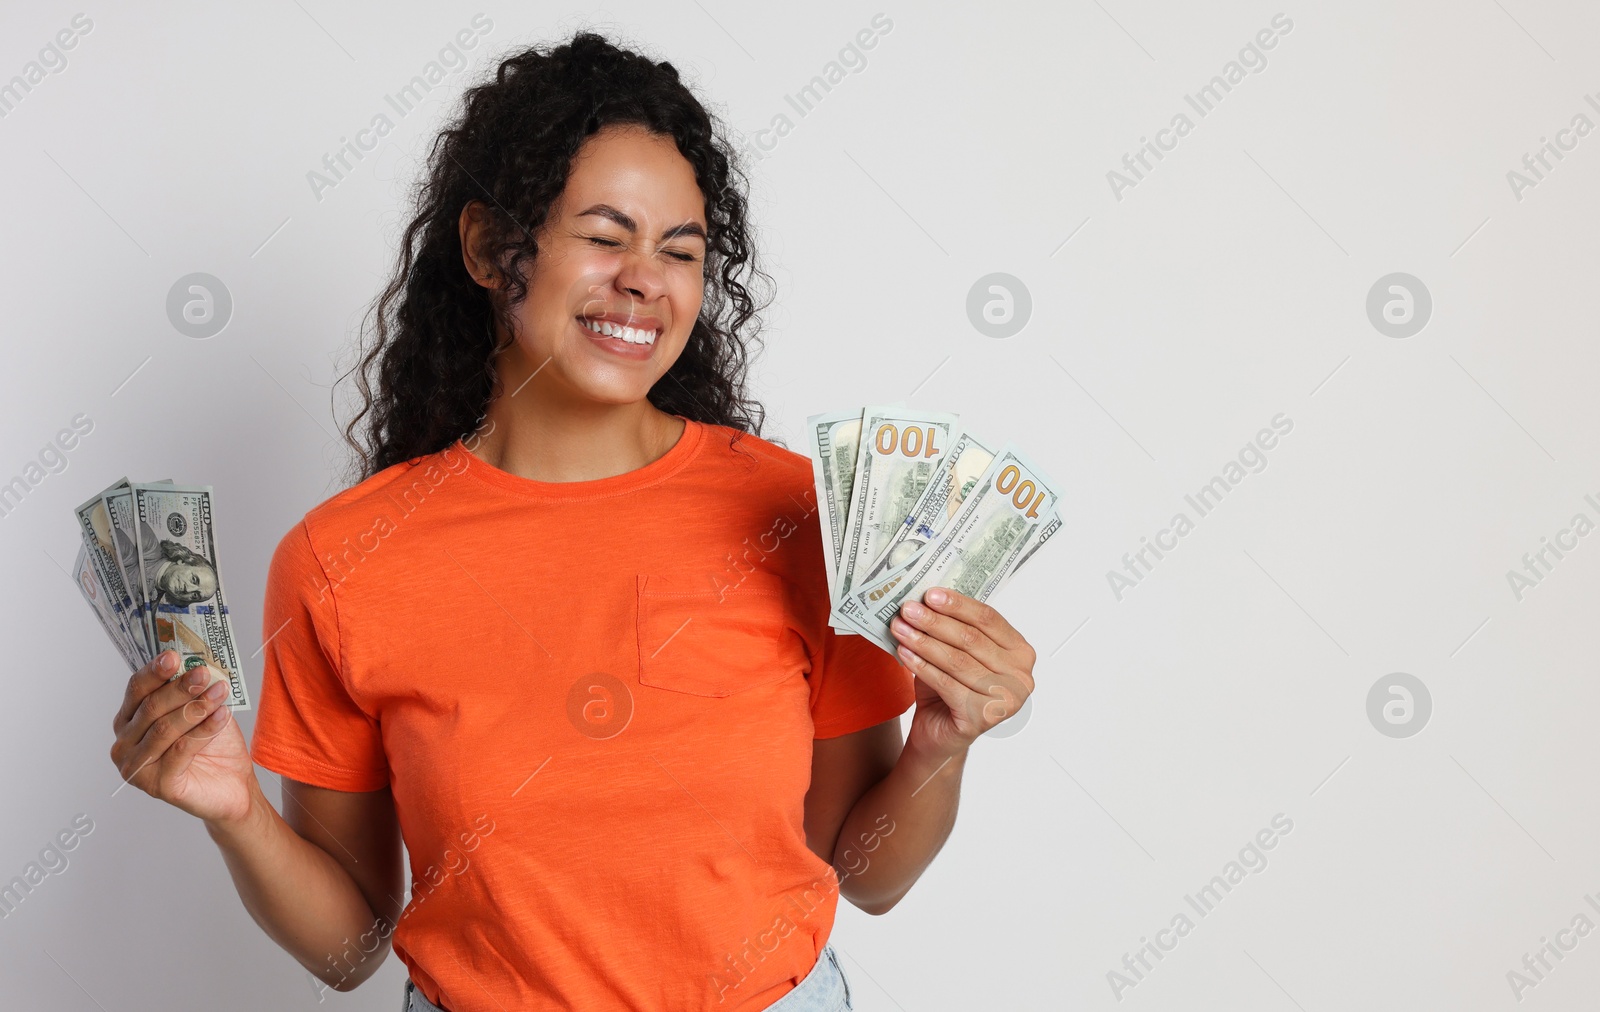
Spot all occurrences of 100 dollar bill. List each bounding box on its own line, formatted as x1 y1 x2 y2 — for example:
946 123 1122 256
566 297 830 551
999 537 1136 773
839 445 1061 652
131 483 250 709
857 428 997 587
100 481 157 660
807 408 864 624
835 406 960 608
74 484 146 665
1009 510 1062 579
73 543 143 672
832 501 1063 641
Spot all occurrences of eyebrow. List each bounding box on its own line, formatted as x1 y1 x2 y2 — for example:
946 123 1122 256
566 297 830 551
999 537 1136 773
577 203 707 242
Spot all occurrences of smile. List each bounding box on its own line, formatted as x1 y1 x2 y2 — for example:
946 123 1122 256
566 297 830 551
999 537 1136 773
578 316 658 346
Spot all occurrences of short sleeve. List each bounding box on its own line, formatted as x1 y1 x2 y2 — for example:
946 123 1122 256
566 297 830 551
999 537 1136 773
248 521 390 791
807 622 915 739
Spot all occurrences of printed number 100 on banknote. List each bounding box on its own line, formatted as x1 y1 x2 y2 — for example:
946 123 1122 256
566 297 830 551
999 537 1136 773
840 446 1060 651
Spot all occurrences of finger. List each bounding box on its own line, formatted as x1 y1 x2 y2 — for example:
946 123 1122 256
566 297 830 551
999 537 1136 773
890 615 1004 694
898 635 1029 739
896 600 1011 676
120 685 232 787
121 662 218 747
115 650 182 730
894 642 971 703
155 701 233 793
119 675 229 785
922 588 1028 652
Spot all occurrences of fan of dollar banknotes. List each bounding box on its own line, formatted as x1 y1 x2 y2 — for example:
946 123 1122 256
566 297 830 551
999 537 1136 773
807 406 1062 655
71 479 251 710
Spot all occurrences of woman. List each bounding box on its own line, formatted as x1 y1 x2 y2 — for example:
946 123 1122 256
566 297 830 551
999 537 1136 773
107 30 1038 1012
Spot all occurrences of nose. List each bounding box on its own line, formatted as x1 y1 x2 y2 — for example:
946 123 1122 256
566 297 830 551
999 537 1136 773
612 246 667 304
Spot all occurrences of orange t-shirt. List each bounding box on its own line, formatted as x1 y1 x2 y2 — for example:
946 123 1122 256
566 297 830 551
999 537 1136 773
248 417 914 1011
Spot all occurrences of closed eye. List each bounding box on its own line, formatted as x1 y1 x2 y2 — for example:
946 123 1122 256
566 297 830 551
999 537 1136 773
589 236 700 262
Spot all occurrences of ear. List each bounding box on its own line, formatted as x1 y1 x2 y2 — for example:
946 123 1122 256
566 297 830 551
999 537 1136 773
458 201 499 289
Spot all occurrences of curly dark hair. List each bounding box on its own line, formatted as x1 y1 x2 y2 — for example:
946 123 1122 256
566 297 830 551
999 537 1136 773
338 29 773 480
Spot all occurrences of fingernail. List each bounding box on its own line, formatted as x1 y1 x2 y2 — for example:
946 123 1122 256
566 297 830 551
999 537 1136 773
186 667 208 688
203 679 227 701
926 588 948 605
159 652 177 673
902 602 926 620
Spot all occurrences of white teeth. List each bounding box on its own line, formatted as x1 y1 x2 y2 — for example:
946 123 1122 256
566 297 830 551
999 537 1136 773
580 317 656 345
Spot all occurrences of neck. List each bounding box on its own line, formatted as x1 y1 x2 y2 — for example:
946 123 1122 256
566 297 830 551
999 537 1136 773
467 345 684 483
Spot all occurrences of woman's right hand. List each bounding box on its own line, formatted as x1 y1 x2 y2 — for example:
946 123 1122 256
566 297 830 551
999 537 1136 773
109 651 257 826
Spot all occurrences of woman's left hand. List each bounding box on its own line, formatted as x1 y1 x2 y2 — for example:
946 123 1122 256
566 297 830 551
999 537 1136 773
888 587 1037 759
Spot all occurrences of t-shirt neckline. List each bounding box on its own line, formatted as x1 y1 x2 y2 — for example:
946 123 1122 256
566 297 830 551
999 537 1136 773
448 415 705 501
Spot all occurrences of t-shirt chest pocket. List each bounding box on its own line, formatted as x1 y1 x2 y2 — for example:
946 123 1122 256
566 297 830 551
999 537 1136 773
636 571 810 697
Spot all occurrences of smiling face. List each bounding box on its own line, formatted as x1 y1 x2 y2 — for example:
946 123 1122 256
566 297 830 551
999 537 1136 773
465 123 709 408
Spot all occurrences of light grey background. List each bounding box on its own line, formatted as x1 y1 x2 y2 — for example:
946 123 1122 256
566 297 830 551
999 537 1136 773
2 1 1597 1009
